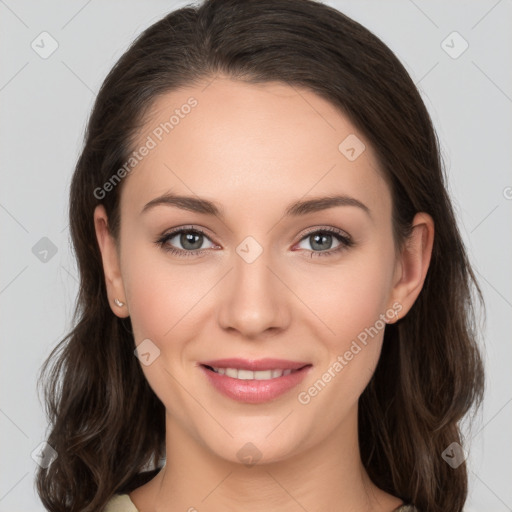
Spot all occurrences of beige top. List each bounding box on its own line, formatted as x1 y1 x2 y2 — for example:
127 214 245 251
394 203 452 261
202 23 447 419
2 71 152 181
104 493 419 511
104 494 138 512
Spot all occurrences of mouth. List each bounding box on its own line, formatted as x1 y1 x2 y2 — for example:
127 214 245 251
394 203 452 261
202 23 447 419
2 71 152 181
198 359 313 404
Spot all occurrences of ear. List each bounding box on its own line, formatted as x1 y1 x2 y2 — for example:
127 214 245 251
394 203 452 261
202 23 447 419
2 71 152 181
93 204 129 318
388 212 434 322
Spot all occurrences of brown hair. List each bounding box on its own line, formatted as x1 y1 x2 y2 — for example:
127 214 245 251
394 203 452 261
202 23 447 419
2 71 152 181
36 1 485 510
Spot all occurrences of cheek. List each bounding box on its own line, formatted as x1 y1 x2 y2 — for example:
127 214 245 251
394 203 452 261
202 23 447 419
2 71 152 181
121 237 206 342
298 243 395 398
306 251 394 346
121 243 202 410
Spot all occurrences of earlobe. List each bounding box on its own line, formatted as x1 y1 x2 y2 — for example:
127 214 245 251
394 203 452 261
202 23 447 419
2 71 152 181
93 205 129 318
389 212 434 321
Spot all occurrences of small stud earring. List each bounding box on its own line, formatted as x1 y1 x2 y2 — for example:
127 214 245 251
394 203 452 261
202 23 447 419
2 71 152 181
114 298 125 307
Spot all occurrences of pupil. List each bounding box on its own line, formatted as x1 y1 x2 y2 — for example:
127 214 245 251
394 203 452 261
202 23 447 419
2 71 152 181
181 232 202 250
311 233 332 251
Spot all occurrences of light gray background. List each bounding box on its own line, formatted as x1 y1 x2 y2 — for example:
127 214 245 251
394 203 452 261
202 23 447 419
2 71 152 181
1 1 511 510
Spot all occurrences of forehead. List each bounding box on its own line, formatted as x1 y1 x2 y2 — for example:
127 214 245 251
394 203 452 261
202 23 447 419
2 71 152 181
120 77 390 223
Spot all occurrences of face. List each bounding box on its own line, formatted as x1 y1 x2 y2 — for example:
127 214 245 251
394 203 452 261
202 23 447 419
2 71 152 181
96 77 406 465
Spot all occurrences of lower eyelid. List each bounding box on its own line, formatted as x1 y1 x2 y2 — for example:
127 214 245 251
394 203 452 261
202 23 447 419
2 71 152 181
157 228 352 256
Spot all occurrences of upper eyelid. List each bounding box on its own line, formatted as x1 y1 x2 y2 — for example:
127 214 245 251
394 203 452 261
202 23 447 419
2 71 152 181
161 225 352 246
300 225 351 239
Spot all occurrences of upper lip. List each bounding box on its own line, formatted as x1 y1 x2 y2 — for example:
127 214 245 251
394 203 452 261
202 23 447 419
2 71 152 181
199 358 311 371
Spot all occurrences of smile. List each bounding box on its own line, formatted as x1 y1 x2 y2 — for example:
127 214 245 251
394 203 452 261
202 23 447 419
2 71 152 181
199 361 312 404
205 366 301 380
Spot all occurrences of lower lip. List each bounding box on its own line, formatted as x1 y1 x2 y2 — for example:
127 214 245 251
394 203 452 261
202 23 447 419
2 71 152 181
199 365 312 404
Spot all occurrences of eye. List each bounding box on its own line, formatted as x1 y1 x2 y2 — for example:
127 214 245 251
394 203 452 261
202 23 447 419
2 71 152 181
295 227 353 258
155 226 217 257
155 225 354 259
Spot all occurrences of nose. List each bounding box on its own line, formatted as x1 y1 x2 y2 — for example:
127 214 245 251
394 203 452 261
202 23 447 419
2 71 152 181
216 246 290 340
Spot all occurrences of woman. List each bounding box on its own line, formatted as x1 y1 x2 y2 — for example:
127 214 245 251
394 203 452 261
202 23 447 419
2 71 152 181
36 0 485 511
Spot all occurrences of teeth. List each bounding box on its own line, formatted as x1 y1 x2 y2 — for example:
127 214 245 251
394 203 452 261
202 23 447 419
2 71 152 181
210 367 294 380
225 368 239 378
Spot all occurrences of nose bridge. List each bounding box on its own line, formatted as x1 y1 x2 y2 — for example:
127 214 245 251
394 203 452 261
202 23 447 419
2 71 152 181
216 234 288 337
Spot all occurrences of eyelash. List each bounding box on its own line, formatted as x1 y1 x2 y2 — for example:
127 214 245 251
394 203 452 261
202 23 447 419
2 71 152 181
154 225 354 259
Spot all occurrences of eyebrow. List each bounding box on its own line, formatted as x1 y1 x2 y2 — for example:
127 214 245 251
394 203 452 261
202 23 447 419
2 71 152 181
140 191 371 219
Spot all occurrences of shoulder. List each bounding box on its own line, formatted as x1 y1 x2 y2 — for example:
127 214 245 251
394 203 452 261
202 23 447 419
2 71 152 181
104 493 139 512
393 506 420 512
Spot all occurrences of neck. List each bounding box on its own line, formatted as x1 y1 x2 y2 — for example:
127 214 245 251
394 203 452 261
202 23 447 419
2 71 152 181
131 406 402 512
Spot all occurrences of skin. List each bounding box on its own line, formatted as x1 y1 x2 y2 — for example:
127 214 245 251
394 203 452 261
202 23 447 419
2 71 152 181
94 77 434 512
